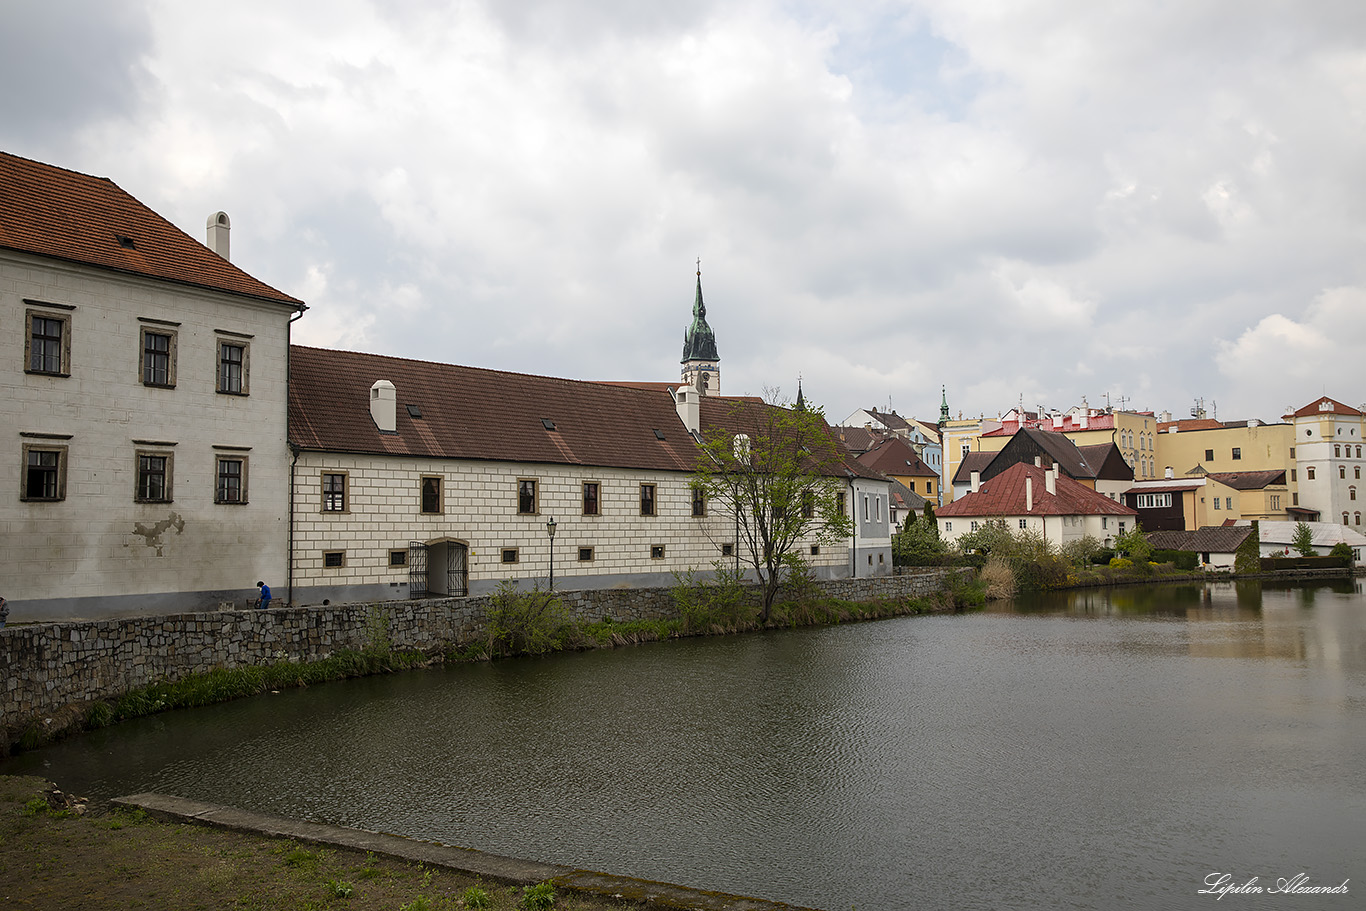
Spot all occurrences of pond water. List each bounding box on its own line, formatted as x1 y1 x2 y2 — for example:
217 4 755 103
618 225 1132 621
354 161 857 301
5 580 1364 910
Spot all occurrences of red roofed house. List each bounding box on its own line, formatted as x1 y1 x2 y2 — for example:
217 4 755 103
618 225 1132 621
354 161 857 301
936 462 1137 549
1 151 306 620
856 436 940 503
1287 396 1366 529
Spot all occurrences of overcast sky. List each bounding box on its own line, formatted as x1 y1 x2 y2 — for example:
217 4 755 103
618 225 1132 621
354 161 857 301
4 1 1364 425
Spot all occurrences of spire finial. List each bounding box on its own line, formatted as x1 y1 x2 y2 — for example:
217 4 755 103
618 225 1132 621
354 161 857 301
696 256 701 277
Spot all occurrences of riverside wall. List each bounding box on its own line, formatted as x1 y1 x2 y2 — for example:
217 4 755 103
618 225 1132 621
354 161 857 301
1 569 959 739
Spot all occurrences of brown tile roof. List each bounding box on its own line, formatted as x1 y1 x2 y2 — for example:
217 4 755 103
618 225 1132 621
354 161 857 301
1291 396 1363 418
836 425 881 454
1157 418 1225 433
888 478 928 512
1147 526 1253 554
289 347 884 481
856 436 938 478
937 462 1136 518
0 151 302 307
697 397 885 482
952 451 996 483
1205 470 1287 490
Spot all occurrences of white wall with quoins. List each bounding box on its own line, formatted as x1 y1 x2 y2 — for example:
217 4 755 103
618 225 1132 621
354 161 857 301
0 251 297 620
291 453 874 603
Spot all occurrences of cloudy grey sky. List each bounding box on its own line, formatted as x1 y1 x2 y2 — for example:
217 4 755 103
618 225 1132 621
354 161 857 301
3 0 1364 424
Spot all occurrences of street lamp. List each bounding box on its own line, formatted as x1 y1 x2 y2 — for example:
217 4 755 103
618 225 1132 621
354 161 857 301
546 516 557 589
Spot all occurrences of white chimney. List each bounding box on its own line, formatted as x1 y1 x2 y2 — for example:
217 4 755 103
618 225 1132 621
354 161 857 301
206 211 231 261
675 385 700 435
1165 466 1174 479
1026 475 1034 511
1079 410 1089 429
1052 414 1063 429
1034 456 1042 467
370 379 396 433
970 470 981 494
1046 467 1057 496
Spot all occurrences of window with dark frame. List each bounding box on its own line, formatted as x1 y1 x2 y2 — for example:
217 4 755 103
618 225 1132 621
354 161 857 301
421 476 441 513
28 314 66 375
323 551 344 568
722 543 734 556
691 487 705 517
810 544 820 555
142 331 173 386
518 478 537 514
1204 449 1214 462
582 481 600 516
502 548 519 563
23 447 64 501
215 457 245 503
1231 447 1241 460
390 550 408 566
323 473 347 511
651 544 666 558
640 484 656 516
578 546 594 562
137 453 171 502
218 342 245 394
1307 466 1316 480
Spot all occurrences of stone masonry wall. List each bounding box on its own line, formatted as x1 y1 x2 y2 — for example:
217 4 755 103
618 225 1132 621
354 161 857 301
1 569 959 736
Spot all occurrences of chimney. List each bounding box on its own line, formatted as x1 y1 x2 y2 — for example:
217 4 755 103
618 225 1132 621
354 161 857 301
370 379 396 433
1046 467 1057 496
970 470 981 494
1052 414 1063 430
1026 475 1034 511
1165 466 1174 479
676 385 700 435
1079 410 1089 429
206 211 231 261
1034 456 1042 467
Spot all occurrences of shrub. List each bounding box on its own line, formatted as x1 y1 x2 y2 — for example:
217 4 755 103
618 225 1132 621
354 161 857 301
672 563 756 632
1109 556 1133 570
979 557 1017 600
1151 549 1199 571
520 881 556 910
484 581 571 657
462 886 492 909
1330 542 1355 566
1235 520 1261 574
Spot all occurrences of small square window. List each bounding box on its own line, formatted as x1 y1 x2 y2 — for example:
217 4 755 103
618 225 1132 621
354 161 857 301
140 328 177 387
518 478 538 514
322 472 348 512
421 475 442 514
578 546 594 562
945 521 952 532
651 544 666 559
323 551 345 568
390 549 408 567
136 451 173 503
1019 518 1027 529
502 548 519 563
21 444 67 501
26 310 71 376
582 481 600 516
640 484 656 516
215 455 248 504
217 340 249 394
810 544 820 555
721 543 734 556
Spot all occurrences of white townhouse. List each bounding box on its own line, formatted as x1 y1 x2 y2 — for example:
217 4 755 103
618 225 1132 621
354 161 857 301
1288 397 1366 529
0 151 306 619
286 347 892 604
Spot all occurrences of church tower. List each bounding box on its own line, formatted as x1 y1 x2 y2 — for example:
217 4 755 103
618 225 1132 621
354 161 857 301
681 264 720 395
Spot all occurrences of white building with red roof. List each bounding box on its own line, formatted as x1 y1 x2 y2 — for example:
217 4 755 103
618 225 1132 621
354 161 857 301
936 462 1137 549
1287 396 1366 529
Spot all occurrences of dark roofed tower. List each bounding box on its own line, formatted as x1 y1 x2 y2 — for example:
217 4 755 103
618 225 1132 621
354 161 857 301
681 263 720 395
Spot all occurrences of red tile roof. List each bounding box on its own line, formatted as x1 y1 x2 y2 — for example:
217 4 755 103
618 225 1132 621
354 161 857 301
1291 396 1363 418
982 413 1116 436
0 151 302 307
289 346 883 481
856 436 937 478
1157 418 1224 433
937 463 1136 518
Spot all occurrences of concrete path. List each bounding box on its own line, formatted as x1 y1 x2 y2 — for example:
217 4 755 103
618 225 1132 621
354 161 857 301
112 792 821 911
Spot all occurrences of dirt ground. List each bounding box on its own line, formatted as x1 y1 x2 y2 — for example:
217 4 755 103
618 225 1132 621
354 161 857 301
0 775 648 911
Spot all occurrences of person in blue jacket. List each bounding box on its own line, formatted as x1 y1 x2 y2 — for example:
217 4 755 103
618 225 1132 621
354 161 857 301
256 581 271 609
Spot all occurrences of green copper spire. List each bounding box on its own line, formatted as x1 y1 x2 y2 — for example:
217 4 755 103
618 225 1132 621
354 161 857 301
681 267 719 364
939 385 950 427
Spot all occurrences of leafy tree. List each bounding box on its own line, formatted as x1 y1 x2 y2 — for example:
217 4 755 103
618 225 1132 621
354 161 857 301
1292 521 1316 557
1234 520 1261 574
1329 541 1355 566
1113 524 1152 563
892 515 945 565
691 393 854 621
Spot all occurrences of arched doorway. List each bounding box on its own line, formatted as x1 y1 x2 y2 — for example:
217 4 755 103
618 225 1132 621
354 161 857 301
411 538 468 597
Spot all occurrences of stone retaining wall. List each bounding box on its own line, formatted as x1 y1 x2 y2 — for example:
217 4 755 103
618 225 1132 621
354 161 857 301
1 570 958 737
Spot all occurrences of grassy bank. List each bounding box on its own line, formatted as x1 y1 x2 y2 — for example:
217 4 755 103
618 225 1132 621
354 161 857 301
0 775 649 911
9 575 976 755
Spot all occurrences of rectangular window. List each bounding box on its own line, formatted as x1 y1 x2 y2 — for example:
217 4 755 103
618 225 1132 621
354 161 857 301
421 476 442 514
908 481 915 492
1102 517 1108 529
518 478 538 514
1341 466 1348 479
862 495 869 521
1291 469 1297 481
26 311 70 376
322 472 347 512
390 549 408 567
1204 449 1214 462
1019 518 1027 529
1270 495 1280 510
1307 467 1316 480
944 522 952 532
136 452 172 503
651 544 666 558
802 491 815 519
217 341 248 394
1226 497 1233 510
1119 521 1126 534
215 456 247 504
837 493 846 517
1231 448 1242 461
971 521 979 531
810 544 820 555
323 551 345 568
502 548 519 563
1293 493 1299 505
640 484 656 516
722 543 734 557
1290 447 1296 458
22 444 67 501
140 328 176 387
875 497 882 521
691 487 706 517
582 481 600 516
1213 498 1221 510
578 546 594 562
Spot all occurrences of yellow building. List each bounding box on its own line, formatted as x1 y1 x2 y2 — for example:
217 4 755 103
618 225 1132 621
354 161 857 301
1154 419 1295 520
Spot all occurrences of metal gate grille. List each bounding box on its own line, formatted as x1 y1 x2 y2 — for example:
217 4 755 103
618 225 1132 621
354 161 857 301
448 544 469 597
408 541 428 598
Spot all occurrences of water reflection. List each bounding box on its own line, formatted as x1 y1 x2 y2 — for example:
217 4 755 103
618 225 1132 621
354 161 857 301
4 581 1365 911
